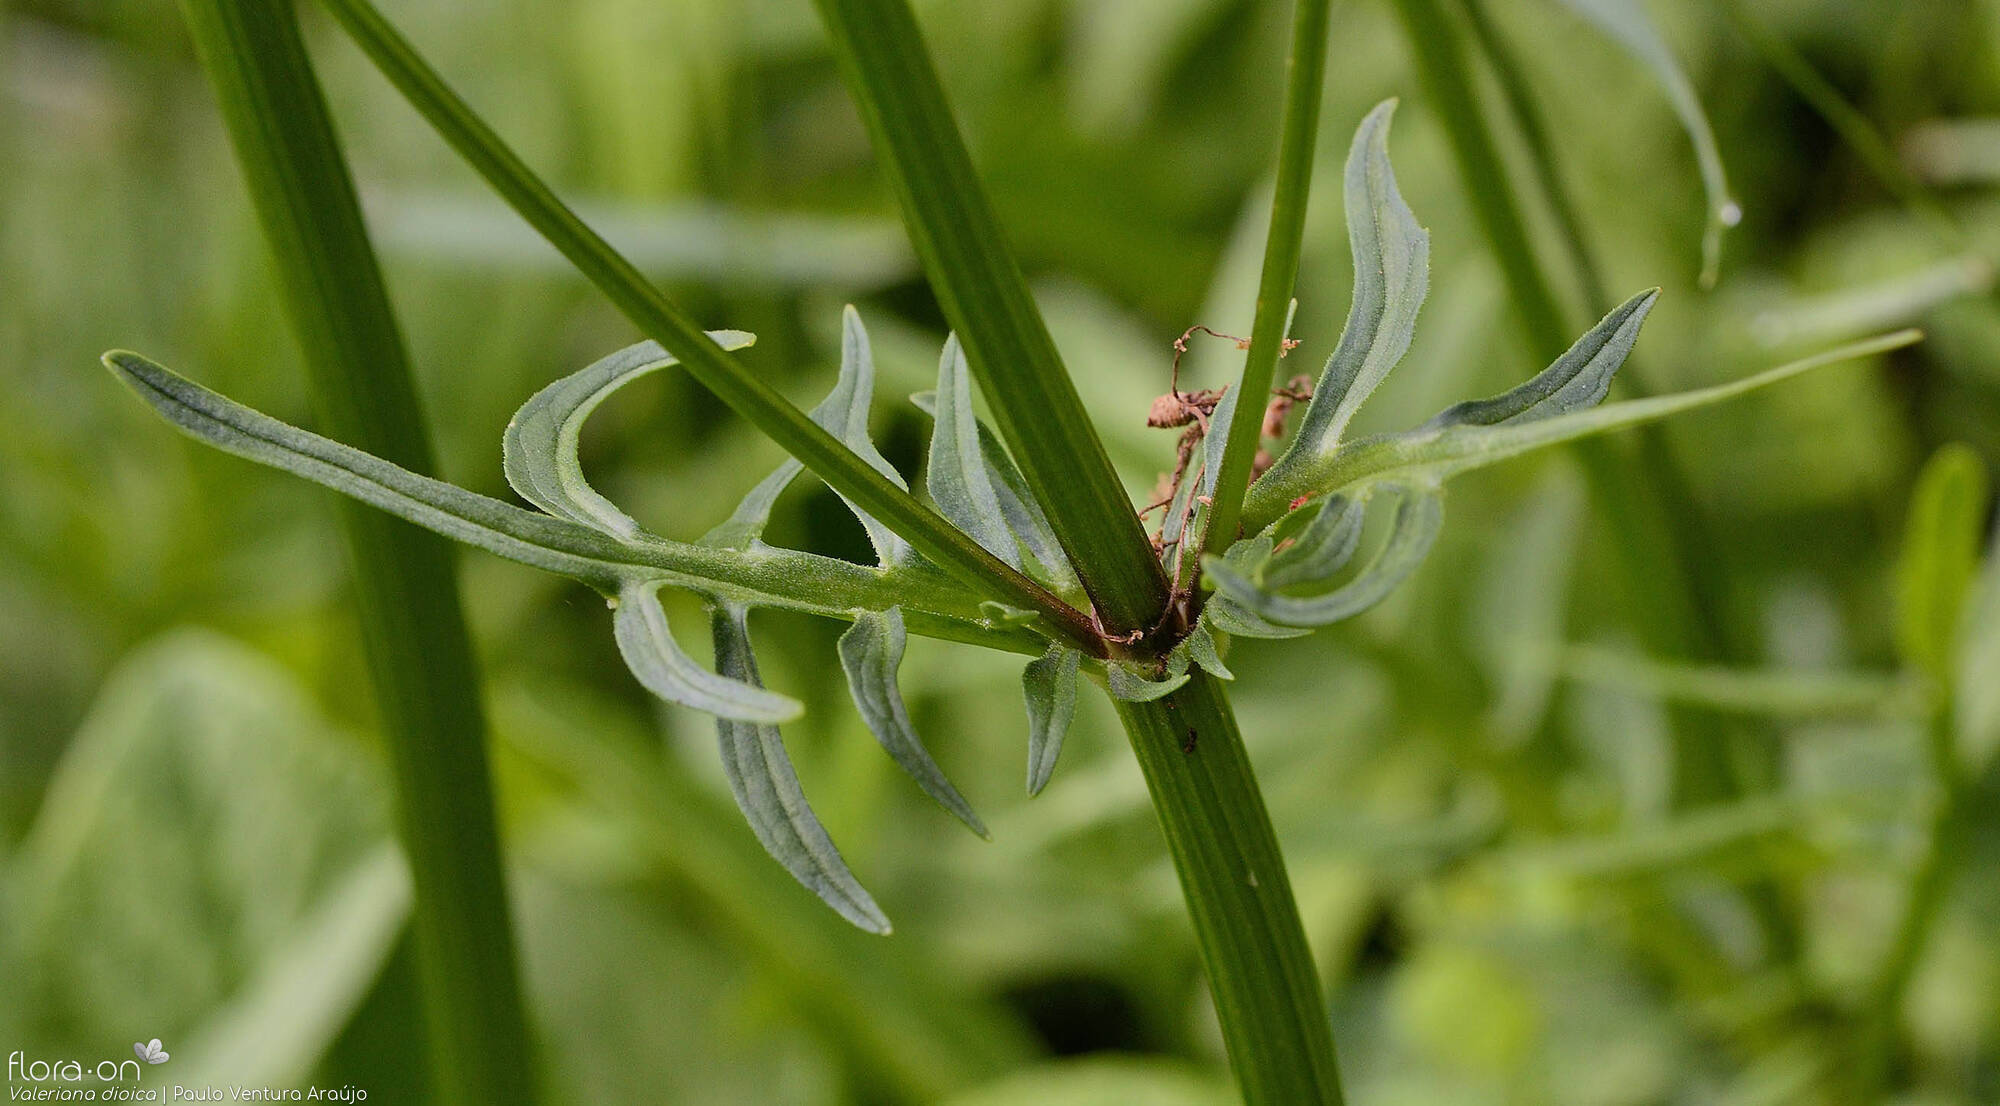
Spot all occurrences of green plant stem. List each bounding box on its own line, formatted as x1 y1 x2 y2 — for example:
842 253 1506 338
314 0 1100 655
1200 0 1332 556
810 0 1172 636
173 1 534 1103
1114 672 1345 1105
1453 0 1610 315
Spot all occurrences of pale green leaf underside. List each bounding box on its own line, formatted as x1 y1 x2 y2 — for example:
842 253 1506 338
1552 0 1738 286
1208 486 1444 628
1107 661 1191 702
711 604 891 934
701 307 907 563
503 330 754 539
1422 289 1657 430
928 335 1024 570
614 579 802 723
911 389 1075 591
1244 329 1923 528
1268 99 1429 479
838 608 988 835
1022 643 1082 795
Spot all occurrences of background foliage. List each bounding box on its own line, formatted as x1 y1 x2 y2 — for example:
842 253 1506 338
4 0 2000 1102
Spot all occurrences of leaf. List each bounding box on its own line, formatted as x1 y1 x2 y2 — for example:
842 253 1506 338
1106 660 1191 702
1178 619 1235 681
1956 527 2000 768
1245 329 1924 522
1420 290 1658 429
613 579 803 723
1264 99 1429 477
1895 442 1992 682
911 390 1075 589
1551 0 1738 286
104 351 869 610
503 330 755 539
927 334 1024 569
709 604 891 934
1022 644 1082 796
1201 597 1312 640
837 608 988 836
1207 487 1444 628
1262 493 1365 590
703 308 907 564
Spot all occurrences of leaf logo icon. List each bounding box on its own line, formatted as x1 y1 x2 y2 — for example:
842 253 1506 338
134 1039 169 1065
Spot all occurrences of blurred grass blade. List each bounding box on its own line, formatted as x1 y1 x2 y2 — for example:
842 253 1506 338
614 579 802 724
166 0 531 1096
1551 0 1739 285
1199 0 1332 551
1107 661 1191 702
312 0 1098 651
811 0 1170 632
1272 101 1429 467
928 335 1024 570
1246 329 1924 527
1207 488 1443 628
1956 526 2000 767
838 607 988 835
174 846 411 1090
1422 290 1658 428
503 331 755 539
710 604 891 934
1895 442 1991 683
1022 643 1082 795
1560 645 1919 718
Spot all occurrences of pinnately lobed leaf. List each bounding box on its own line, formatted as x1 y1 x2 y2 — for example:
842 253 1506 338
910 390 1076 592
1021 643 1081 796
711 604 892 934
837 608 989 836
1106 660 1191 702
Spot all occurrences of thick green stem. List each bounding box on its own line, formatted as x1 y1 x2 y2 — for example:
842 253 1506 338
811 0 1172 635
1201 0 1332 555
314 0 1101 654
174 1 534 1102
1114 673 1345 1105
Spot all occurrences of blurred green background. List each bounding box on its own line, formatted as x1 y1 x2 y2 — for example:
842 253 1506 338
5 0 2000 1102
